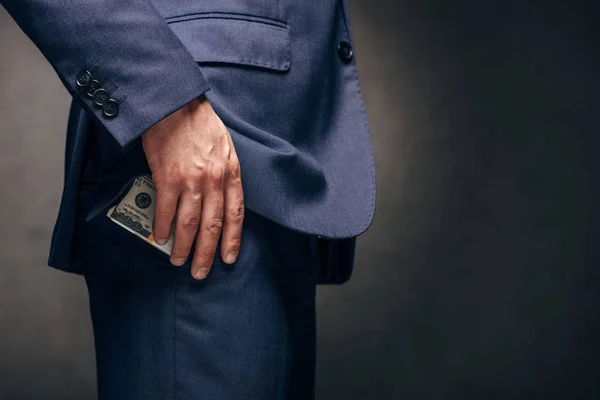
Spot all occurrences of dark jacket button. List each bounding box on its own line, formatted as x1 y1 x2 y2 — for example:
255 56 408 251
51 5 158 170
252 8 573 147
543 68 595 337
337 41 353 63
93 89 109 107
76 70 92 87
102 99 119 119
85 79 102 98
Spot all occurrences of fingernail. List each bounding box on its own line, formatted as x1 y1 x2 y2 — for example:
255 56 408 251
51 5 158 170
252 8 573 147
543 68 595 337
193 268 209 280
225 250 238 264
171 257 186 266
156 238 167 245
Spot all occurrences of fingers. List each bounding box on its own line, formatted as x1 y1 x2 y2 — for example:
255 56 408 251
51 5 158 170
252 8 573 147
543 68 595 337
170 189 202 266
143 99 245 278
191 166 226 279
153 181 179 246
220 159 244 265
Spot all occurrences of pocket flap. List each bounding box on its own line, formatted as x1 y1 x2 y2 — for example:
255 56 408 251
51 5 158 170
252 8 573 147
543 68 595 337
166 14 291 71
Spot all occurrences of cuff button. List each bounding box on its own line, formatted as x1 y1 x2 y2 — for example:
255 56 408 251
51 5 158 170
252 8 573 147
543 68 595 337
102 99 119 119
85 79 102 98
76 70 92 87
93 89 109 107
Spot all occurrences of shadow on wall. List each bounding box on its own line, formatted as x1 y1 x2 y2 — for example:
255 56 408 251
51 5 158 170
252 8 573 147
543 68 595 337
317 1 599 399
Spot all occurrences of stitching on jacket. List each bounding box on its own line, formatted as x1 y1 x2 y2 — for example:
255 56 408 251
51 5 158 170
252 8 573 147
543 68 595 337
165 12 288 29
166 13 291 71
337 0 377 233
198 58 289 71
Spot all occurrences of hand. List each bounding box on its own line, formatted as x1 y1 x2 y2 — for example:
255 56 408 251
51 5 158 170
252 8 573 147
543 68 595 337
141 95 244 280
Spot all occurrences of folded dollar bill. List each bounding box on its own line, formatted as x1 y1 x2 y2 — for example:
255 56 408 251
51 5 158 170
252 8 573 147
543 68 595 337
106 175 174 255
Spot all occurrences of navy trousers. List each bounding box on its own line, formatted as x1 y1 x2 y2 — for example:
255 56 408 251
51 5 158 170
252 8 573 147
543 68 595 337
75 189 318 400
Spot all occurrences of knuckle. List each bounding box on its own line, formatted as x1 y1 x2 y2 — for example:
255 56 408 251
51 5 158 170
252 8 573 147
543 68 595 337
156 185 179 201
189 191 202 202
191 162 207 174
183 180 203 194
166 171 184 186
156 208 174 223
204 219 223 235
225 237 241 250
188 164 207 183
194 249 216 265
179 215 200 230
190 169 206 182
174 169 199 187
228 161 241 178
228 203 245 221
209 164 226 182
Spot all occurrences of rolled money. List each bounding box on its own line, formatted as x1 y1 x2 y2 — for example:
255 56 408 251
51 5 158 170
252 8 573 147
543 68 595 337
106 175 174 255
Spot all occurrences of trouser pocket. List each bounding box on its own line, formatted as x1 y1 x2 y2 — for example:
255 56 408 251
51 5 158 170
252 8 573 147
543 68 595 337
75 175 185 278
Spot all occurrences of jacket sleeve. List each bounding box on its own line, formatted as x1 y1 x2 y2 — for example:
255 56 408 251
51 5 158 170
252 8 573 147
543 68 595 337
2 0 211 150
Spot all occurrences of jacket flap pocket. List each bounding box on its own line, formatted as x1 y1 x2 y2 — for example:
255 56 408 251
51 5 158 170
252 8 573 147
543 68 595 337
166 14 291 71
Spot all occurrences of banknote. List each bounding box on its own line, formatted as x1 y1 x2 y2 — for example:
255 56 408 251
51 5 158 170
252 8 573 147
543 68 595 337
106 175 174 255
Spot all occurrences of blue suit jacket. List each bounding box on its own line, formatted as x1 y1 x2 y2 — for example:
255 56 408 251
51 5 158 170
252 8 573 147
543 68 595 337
2 0 376 282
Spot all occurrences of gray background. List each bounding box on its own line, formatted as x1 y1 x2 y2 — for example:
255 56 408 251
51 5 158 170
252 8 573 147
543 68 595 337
1 1 599 399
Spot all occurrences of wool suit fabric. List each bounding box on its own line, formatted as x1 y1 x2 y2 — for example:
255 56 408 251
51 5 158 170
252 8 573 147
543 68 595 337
3 0 376 398
77 185 318 399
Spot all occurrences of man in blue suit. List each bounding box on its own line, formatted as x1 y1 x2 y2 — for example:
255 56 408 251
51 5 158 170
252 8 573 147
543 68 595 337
3 0 376 398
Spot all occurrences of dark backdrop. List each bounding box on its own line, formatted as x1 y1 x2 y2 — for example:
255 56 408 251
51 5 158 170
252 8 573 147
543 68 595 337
1 1 598 399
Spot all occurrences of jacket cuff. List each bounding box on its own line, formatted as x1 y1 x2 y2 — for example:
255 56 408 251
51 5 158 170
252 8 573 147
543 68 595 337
71 63 211 151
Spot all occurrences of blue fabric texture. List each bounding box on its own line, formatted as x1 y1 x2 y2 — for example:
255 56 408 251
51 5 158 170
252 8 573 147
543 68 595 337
2 0 377 277
76 198 317 400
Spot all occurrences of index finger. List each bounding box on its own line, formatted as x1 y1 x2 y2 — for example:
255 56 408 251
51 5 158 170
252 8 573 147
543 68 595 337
153 182 179 246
